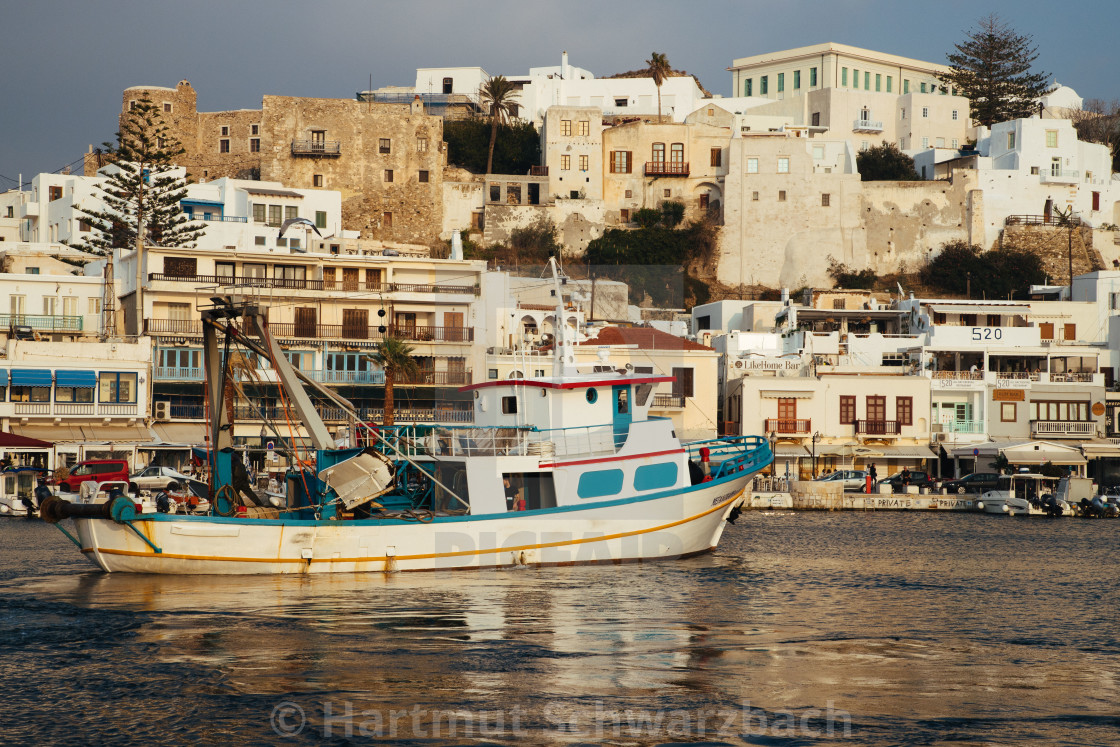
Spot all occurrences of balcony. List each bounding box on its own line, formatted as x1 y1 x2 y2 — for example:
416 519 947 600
290 139 341 157
644 161 689 176
765 418 811 435
529 166 549 176
853 119 884 132
147 273 480 295
154 366 204 381
268 322 475 344
1005 214 1081 227
652 394 685 409
942 419 984 434
398 369 472 386
229 405 474 425
1047 372 1096 383
1 313 83 333
184 214 247 223
1031 420 1096 438
170 404 206 419
1040 169 1080 184
308 369 386 385
856 420 901 436
11 402 137 417
146 319 203 335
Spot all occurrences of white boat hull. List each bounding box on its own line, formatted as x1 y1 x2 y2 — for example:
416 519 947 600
72 477 750 574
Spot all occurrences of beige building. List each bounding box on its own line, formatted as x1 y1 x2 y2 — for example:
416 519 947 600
725 43 972 154
602 119 730 227
102 81 446 246
542 106 604 201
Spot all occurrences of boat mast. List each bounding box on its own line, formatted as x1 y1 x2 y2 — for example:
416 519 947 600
549 256 577 378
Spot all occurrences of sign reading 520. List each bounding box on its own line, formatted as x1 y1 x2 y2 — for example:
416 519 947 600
970 327 1003 341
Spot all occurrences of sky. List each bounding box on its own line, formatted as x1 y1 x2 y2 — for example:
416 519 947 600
2 0 1117 190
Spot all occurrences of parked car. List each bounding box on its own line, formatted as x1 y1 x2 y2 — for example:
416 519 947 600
814 470 868 491
57 460 130 493
131 466 193 493
876 470 934 492
941 472 1002 494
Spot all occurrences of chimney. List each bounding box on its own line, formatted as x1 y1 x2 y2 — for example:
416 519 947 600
562 51 569 80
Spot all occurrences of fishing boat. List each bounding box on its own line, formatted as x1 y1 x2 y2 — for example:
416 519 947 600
41 261 771 574
976 471 1070 516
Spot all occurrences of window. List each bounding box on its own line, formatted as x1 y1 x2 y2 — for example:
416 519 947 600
610 150 632 173
952 139 959 148
577 120 589 136
577 469 624 499
579 154 588 171
251 124 259 135
777 157 789 173
669 143 683 164
313 174 323 187
903 79 910 94
864 71 870 90
614 97 628 107
936 137 945 147
502 395 518 414
747 157 759 174
250 138 260 152
1007 131 1016 149
560 154 570 170
671 367 694 398
56 382 94 404
1093 191 1101 211
663 188 671 198
1001 403 1017 422
778 190 786 202
89 298 100 314
27 267 39 275
43 297 58 316
852 69 858 88
267 204 282 226
699 193 709 210
1046 130 1058 148
952 109 958 121
315 211 326 229
418 170 429 183
163 102 172 113
793 70 800 90
886 75 892 93
922 137 929 148
561 119 572 136
821 193 830 207
1030 400 1089 422
48 186 62 201
841 68 848 86
752 191 759 201
624 189 632 198
1064 323 1076 340
811 112 820 126
382 212 392 227
384 169 393 183
252 204 266 223
620 208 630 222
379 138 391 154
417 137 428 153
221 126 229 136
220 139 230 153
99 372 137 403
710 147 722 167
840 395 856 425
282 206 297 222
777 73 784 92
875 73 881 92
921 82 927 93
744 78 752 97
652 142 665 162
760 76 768 95
810 67 817 86
922 107 929 118
896 397 913 426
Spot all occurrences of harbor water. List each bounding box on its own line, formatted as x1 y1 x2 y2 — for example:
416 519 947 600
1 513 1117 746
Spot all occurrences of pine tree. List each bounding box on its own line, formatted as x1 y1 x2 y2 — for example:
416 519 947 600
940 14 1050 127
73 96 204 255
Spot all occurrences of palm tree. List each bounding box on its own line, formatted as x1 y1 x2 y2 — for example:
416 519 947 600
370 338 419 426
479 75 517 175
646 52 672 120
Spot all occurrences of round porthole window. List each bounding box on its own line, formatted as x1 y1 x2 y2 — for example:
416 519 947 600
586 388 598 404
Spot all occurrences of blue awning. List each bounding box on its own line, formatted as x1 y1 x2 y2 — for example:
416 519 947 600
10 369 52 387
181 198 225 206
55 370 97 388
0 370 7 385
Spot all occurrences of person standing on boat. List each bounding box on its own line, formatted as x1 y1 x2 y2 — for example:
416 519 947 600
504 475 522 511
30 477 51 519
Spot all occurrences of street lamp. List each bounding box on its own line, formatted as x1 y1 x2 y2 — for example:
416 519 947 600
811 431 822 478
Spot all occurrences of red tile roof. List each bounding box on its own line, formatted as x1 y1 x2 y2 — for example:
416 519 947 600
580 326 712 351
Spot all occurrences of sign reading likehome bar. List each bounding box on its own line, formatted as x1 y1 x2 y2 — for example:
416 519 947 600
992 389 1025 402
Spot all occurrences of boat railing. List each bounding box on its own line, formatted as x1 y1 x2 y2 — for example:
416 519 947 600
685 435 772 480
367 423 621 460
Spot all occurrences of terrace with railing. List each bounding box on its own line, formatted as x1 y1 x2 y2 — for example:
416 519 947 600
1 313 83 332
855 420 901 436
147 273 480 295
644 161 689 176
146 318 474 344
291 139 341 156
765 418 812 435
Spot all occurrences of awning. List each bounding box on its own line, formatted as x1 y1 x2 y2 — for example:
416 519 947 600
243 187 303 198
815 443 883 457
773 444 809 457
1080 439 1120 458
181 198 225 206
12 425 86 443
928 303 1031 315
0 370 7 385
760 390 815 398
872 444 939 459
0 431 52 448
1005 449 1087 466
54 370 97 388
150 423 208 446
79 425 154 444
10 369 52 387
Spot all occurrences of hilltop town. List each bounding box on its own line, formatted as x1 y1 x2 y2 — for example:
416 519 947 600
1 41 1119 489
